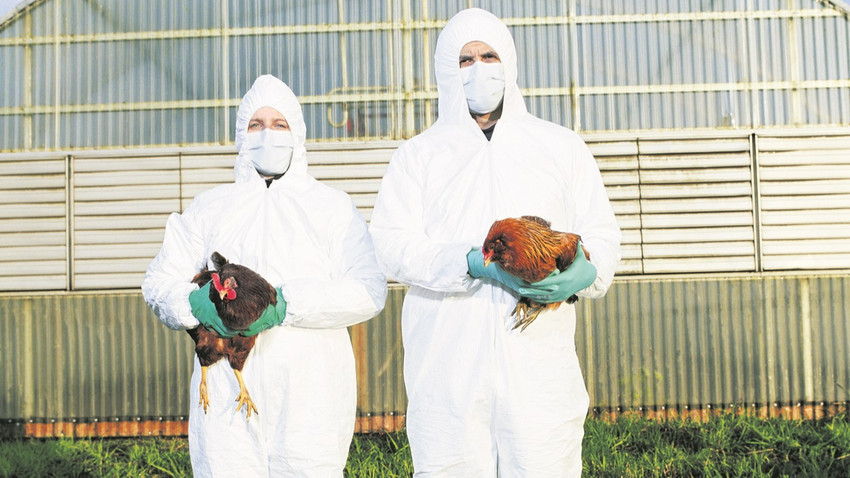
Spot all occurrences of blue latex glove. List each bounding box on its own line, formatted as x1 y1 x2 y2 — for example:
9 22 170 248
467 248 528 294
518 244 597 303
189 283 287 337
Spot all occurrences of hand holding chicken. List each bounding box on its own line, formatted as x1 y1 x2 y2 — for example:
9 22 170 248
187 252 286 420
475 216 596 331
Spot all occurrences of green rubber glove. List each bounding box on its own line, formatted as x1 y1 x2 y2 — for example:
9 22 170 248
188 283 287 337
188 282 227 334
241 288 287 336
467 248 528 294
518 244 597 304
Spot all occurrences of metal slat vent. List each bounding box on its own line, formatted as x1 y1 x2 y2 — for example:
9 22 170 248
179 151 236 202
72 154 180 289
637 138 756 273
0 154 67 290
588 141 641 274
307 147 393 222
0 130 848 292
758 135 850 270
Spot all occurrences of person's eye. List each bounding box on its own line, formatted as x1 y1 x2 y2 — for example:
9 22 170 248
248 122 262 130
459 57 473 67
274 122 289 130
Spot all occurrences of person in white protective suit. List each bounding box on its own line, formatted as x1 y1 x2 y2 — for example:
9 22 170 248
142 74 387 477
369 8 621 477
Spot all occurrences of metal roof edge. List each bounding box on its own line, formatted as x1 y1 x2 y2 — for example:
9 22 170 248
819 0 850 17
0 0 43 30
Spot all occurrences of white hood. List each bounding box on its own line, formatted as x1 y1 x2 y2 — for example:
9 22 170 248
233 74 309 185
433 8 527 128
143 72 388 477
368 8 621 475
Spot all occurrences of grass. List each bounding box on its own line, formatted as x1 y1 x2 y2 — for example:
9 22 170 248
582 413 850 477
0 413 847 477
0 437 190 477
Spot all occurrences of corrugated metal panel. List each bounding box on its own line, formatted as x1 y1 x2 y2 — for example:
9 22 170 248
0 288 406 425
0 292 193 420
575 274 850 411
2 275 847 430
2 1 849 151
351 284 406 429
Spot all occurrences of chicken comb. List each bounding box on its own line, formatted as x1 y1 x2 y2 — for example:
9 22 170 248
211 272 237 300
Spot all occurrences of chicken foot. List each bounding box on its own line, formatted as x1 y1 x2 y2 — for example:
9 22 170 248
511 300 544 332
199 366 210 413
233 369 258 421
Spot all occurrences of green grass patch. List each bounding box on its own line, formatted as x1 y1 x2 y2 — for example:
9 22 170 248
0 413 847 477
0 437 190 477
582 413 850 477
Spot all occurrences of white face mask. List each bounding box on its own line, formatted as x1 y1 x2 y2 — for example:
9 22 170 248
243 129 294 176
460 61 505 114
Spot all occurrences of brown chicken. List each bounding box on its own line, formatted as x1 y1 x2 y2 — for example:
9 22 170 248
481 216 590 331
189 251 277 420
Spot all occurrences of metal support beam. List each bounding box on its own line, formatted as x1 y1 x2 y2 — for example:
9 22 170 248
749 132 763 273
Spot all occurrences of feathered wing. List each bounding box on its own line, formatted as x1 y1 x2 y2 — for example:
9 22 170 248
216 262 276 331
484 217 590 331
187 252 266 420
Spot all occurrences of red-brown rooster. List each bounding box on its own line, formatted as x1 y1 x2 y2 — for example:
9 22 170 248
189 251 278 420
482 216 590 331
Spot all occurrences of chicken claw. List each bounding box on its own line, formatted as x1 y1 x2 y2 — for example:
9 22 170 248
233 370 258 421
511 301 544 332
199 366 210 413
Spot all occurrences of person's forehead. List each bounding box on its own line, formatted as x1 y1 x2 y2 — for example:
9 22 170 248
460 40 496 55
250 106 286 120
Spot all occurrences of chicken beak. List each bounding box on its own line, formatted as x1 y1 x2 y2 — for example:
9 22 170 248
219 289 229 301
483 257 491 267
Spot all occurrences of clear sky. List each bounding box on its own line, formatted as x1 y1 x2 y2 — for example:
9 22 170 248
0 0 21 19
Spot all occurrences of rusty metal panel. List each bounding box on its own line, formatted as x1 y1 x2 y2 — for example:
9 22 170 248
0 288 408 431
351 285 406 432
0 292 194 421
1 274 849 434
576 273 850 413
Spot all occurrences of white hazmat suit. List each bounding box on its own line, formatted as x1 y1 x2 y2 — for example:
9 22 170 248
142 75 387 477
369 9 622 477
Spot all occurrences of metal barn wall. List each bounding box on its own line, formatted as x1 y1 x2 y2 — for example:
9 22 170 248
2 129 849 292
578 274 850 416
0 289 408 436
2 0 849 150
2 275 848 436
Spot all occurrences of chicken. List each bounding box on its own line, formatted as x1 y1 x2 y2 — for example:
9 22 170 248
188 251 277 420
481 216 590 331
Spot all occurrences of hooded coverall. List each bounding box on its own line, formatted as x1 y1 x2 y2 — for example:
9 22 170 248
142 75 387 477
369 8 622 477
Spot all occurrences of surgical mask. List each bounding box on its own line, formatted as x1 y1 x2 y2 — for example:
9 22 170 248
243 129 294 176
460 61 505 114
